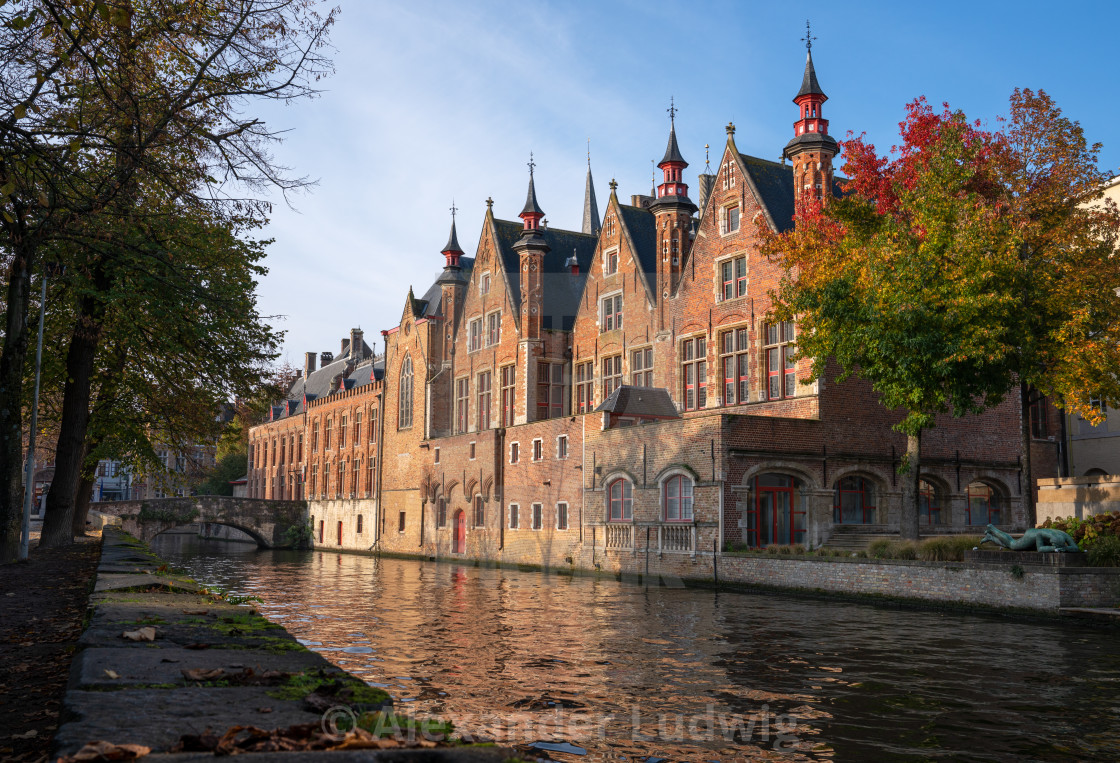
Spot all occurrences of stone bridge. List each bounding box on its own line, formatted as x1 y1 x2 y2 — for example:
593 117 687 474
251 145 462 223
91 497 308 548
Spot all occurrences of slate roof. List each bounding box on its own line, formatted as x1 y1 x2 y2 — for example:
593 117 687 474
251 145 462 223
616 203 659 287
520 173 545 217
491 220 596 331
442 219 463 254
738 152 845 233
278 341 380 418
796 50 826 99
594 385 680 419
660 124 686 166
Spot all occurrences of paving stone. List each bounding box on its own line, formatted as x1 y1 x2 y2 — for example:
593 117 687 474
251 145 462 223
94 573 201 594
54 687 324 755
70 647 341 688
140 749 523 762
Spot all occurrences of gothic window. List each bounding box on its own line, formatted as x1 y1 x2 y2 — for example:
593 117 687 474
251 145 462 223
455 378 469 434
323 420 331 449
536 361 568 420
764 321 796 400
499 365 515 427
601 294 623 332
353 411 361 445
476 370 492 431
575 361 594 414
340 416 347 448
602 355 622 399
719 256 747 301
609 479 633 521
486 310 501 346
630 347 653 387
664 475 694 521
398 354 413 429
720 327 750 406
681 336 707 410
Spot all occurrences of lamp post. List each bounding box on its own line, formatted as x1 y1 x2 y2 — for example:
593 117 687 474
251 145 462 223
19 262 50 560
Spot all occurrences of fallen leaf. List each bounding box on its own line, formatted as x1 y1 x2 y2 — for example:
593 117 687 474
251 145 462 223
11 729 38 739
57 740 151 761
120 627 157 642
182 668 226 681
104 670 121 679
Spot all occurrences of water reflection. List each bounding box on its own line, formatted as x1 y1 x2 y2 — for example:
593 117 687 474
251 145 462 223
152 533 1120 762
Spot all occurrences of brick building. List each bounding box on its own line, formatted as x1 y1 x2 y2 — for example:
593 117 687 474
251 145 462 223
249 46 1060 568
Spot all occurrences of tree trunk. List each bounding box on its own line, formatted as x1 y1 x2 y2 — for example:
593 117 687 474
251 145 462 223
72 473 95 537
899 430 922 541
1020 382 1036 529
0 242 35 563
39 291 107 547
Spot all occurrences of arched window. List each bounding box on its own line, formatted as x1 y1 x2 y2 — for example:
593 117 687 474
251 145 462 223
664 475 694 521
967 482 1002 525
834 476 876 524
398 354 413 429
473 495 485 527
919 480 942 526
609 479 632 521
437 497 447 528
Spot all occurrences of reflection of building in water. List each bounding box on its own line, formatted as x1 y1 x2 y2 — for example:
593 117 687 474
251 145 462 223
249 40 1059 565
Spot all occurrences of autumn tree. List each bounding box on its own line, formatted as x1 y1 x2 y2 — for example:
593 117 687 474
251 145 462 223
995 89 1120 526
0 1 335 560
761 99 1018 540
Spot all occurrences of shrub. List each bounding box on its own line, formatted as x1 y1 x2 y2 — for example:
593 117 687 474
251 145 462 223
1042 511 1120 550
893 541 919 560
868 539 893 558
1087 536 1120 567
919 536 981 562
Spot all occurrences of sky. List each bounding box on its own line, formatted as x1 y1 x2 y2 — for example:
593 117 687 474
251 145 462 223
250 0 1120 366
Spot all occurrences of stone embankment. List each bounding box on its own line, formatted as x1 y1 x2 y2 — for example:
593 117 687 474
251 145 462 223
55 528 518 762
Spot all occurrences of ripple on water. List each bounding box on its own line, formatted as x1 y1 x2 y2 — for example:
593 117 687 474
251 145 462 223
152 533 1120 763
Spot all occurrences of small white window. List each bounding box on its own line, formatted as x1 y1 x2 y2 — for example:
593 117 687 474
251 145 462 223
556 502 568 531
510 442 519 464
557 435 568 460
433 447 440 464
469 441 476 460
480 271 491 294
509 503 519 529
532 503 543 530
532 438 543 462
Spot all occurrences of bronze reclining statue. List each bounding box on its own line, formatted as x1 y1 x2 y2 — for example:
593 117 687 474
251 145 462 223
980 524 1081 553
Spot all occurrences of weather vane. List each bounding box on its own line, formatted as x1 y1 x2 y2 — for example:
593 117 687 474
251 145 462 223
528 151 535 176
667 95 677 124
449 200 457 221
587 138 591 167
801 19 816 51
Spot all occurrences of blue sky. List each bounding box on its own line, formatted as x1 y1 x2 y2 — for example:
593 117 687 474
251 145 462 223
254 0 1120 366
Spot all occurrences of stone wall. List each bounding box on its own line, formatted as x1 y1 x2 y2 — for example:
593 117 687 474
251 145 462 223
1037 475 1120 522
93 496 307 548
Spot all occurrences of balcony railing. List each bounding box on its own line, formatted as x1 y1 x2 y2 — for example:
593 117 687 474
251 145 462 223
604 524 632 550
659 524 695 555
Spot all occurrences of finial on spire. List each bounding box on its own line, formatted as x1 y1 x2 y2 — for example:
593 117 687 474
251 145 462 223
449 199 457 221
667 96 677 125
520 153 545 229
726 122 736 136
651 159 656 192
485 197 494 210
587 138 591 168
528 151 536 177
801 19 816 51
704 143 711 173
609 178 618 192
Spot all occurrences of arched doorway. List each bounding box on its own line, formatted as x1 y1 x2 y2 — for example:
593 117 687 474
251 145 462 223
966 481 1003 525
746 474 806 548
834 476 877 524
452 510 466 554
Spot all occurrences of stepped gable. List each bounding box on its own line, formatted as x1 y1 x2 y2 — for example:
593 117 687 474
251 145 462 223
492 220 596 330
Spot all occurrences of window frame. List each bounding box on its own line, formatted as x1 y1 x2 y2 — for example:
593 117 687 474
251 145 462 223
608 478 633 522
486 310 501 347
556 502 569 531
681 336 707 411
630 347 653 387
536 361 568 421
531 503 543 531
476 369 492 431
718 255 747 301
398 354 414 429
455 377 469 434
557 434 568 460
663 474 695 522
720 326 751 406
509 441 519 464
468 317 483 352
575 361 594 414
603 246 619 276
602 354 622 399
763 321 797 401
532 438 543 462
600 292 623 332
499 365 516 427
509 503 519 530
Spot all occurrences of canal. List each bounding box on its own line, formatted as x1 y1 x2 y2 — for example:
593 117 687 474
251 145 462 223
152 533 1120 762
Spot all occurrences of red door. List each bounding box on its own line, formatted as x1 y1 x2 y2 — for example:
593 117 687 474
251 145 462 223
453 510 465 554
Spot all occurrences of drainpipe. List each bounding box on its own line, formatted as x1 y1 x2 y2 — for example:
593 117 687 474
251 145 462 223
376 383 386 546
497 427 505 551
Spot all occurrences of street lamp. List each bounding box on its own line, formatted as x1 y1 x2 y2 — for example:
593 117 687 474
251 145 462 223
20 262 60 559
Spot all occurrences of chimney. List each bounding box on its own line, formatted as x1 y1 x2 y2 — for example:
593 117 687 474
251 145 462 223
340 337 350 357
350 328 364 360
304 351 317 379
697 173 716 213
320 351 333 367
630 194 654 209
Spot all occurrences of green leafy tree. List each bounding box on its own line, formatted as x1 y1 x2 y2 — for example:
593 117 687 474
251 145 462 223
197 452 248 496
